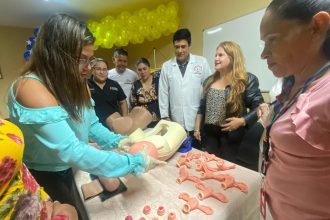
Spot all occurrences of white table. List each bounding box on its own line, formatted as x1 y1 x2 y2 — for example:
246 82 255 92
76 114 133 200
75 150 262 220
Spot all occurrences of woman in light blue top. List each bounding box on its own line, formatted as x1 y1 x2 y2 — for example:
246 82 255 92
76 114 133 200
7 14 163 219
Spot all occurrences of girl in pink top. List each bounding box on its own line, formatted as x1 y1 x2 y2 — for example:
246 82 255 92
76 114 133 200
260 0 330 219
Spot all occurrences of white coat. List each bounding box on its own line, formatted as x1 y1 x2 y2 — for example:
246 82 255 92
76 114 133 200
158 54 212 131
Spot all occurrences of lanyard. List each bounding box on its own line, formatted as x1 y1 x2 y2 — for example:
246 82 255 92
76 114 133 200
261 62 330 175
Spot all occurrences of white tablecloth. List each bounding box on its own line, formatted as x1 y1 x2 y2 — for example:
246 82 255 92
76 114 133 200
74 150 262 220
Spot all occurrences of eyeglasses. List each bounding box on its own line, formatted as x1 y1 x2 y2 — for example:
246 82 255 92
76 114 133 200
94 67 108 73
79 56 95 67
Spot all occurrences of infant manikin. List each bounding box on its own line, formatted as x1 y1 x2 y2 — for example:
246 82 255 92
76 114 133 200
125 119 187 161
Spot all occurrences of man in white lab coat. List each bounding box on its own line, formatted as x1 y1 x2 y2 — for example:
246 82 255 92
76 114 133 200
158 28 212 149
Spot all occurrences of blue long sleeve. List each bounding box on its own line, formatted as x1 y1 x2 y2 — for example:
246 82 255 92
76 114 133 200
7 75 145 176
87 107 125 150
36 119 145 177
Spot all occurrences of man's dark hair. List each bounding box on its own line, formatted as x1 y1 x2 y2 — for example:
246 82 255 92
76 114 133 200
113 48 128 57
173 28 191 45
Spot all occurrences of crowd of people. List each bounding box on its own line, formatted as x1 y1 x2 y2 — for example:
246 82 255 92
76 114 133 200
1 0 329 219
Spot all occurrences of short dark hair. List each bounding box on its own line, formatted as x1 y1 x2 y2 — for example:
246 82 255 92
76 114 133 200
267 0 330 58
113 48 128 57
135 57 150 67
173 28 191 45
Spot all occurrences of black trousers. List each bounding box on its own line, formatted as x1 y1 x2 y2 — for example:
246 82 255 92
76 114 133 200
187 130 202 150
30 168 89 220
203 124 260 171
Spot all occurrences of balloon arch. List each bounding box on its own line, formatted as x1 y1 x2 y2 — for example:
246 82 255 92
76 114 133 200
87 1 180 49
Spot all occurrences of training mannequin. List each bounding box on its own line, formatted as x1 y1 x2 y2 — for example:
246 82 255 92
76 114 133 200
82 120 186 200
106 106 153 135
80 106 154 201
125 119 187 161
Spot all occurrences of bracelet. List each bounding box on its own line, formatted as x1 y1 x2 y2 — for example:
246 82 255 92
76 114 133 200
242 119 246 127
194 130 200 132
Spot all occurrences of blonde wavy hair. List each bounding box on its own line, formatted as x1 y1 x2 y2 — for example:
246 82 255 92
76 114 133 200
203 41 248 117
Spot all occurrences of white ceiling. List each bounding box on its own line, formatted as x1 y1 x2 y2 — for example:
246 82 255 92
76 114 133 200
0 0 170 28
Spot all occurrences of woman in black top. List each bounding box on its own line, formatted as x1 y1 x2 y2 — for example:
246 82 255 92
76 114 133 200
131 58 160 128
194 41 264 171
88 58 128 128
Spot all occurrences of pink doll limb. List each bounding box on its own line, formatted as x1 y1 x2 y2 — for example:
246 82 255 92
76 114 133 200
107 107 153 135
105 112 121 130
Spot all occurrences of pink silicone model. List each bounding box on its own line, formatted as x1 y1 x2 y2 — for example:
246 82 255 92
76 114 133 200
178 192 213 215
195 182 228 203
233 182 248 193
195 160 218 173
202 152 221 162
128 141 159 159
185 151 201 161
167 212 176 220
221 175 235 189
157 206 165 216
176 167 201 184
143 205 151 215
125 215 133 220
176 155 192 168
201 172 228 182
219 175 248 193
216 160 236 171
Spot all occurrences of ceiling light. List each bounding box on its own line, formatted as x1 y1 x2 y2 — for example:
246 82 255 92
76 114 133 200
206 27 223 35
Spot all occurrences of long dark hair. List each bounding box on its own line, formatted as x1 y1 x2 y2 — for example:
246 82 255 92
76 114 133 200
23 14 95 121
267 0 330 59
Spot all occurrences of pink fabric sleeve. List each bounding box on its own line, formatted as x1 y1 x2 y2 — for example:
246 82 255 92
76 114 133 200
290 77 330 151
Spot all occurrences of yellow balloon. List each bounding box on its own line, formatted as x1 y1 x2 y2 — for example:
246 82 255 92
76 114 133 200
136 35 144 44
151 29 161 39
168 19 179 32
127 16 138 31
157 4 166 15
88 1 180 48
103 38 113 49
110 21 120 35
166 7 177 18
94 37 102 46
146 33 155 41
101 16 114 26
168 1 179 14
146 11 156 23
116 35 129 46
138 8 149 19
119 11 131 21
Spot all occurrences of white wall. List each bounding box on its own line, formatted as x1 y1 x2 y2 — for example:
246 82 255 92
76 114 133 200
203 8 276 92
